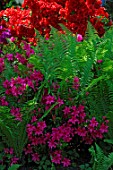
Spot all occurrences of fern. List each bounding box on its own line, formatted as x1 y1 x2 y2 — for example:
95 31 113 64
0 105 30 158
89 143 113 170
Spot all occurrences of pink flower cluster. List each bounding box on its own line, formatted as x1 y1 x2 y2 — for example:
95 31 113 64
25 102 109 167
3 77 27 97
3 69 43 97
4 148 19 166
51 150 71 167
72 76 80 90
10 107 22 121
0 96 8 106
0 41 109 168
0 58 5 73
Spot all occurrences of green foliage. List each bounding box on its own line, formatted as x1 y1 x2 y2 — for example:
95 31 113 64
0 106 30 158
80 163 92 170
0 21 113 169
89 143 113 170
8 164 20 170
30 23 113 116
104 0 113 20
0 119 27 158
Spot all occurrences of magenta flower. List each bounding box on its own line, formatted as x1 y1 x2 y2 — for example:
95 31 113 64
24 144 33 155
6 54 13 61
31 137 39 146
10 107 22 121
32 153 40 162
56 97 64 107
73 76 80 90
0 96 8 106
31 116 37 123
4 148 9 154
30 70 43 81
74 77 79 83
3 80 10 88
62 158 71 167
26 48 35 57
77 34 83 42
46 95 55 105
9 148 14 155
68 116 79 124
52 155 61 164
10 37 15 42
76 127 87 137
48 140 57 149
10 157 19 166
97 59 103 64
23 42 31 50
15 53 27 65
52 150 62 164
35 121 46 135
63 106 71 115
0 58 4 73
90 117 98 127
26 124 36 137
100 123 108 133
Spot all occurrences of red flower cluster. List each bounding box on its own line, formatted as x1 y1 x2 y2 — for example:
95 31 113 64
0 0 111 42
87 0 111 36
0 7 35 43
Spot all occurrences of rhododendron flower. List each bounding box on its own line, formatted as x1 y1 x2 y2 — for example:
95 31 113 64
62 158 71 167
10 157 19 166
31 116 37 123
56 97 64 107
6 54 13 61
30 70 43 81
68 116 79 124
24 144 33 155
97 59 103 63
48 140 57 149
26 48 35 57
4 148 13 155
15 53 27 65
77 34 83 42
52 150 62 164
10 107 22 121
0 96 8 106
76 127 87 137
0 58 4 73
100 123 108 133
63 106 71 115
90 117 99 127
32 153 40 162
46 95 55 104
35 121 46 135
73 76 80 90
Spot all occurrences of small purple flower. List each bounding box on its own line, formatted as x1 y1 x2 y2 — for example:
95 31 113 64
0 29 12 43
2 30 11 38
